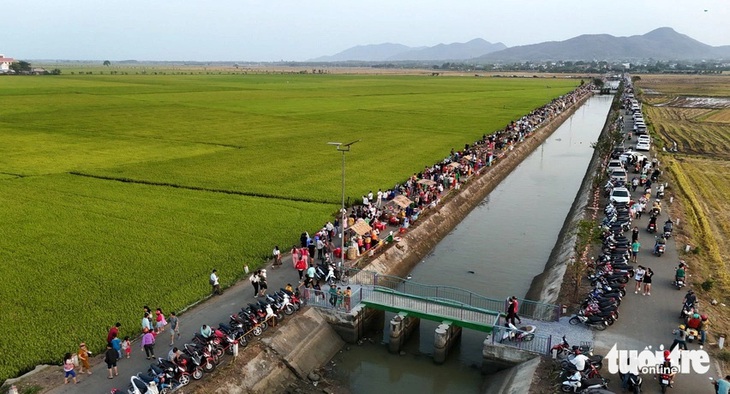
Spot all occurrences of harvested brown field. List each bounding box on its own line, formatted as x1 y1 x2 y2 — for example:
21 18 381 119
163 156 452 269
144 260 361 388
637 74 730 97
638 75 730 364
645 106 730 159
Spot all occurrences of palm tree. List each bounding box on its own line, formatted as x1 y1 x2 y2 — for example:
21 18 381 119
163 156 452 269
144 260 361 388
103 60 111 67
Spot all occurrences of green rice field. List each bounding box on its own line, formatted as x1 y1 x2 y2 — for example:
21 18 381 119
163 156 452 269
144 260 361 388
0 73 578 381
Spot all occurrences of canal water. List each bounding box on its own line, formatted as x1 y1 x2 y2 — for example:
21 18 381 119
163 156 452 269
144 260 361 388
330 95 614 393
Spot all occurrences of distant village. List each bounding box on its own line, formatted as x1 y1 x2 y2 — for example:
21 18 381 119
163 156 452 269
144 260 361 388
0 54 59 75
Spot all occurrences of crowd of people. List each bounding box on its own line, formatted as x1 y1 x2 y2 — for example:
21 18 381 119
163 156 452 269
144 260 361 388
336 84 595 257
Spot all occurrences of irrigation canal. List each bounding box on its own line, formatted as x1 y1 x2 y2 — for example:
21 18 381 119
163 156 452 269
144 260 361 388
329 95 614 393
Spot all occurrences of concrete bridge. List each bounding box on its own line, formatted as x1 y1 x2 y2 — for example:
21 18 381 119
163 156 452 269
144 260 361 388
308 269 566 365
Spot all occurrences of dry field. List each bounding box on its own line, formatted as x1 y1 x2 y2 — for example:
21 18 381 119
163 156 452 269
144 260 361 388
638 75 730 352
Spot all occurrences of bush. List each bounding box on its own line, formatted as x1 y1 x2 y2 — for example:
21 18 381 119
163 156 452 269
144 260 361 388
693 246 702 255
701 279 714 292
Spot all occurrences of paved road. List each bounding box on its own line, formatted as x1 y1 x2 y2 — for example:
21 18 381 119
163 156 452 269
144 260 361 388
48 251 333 393
591 108 715 393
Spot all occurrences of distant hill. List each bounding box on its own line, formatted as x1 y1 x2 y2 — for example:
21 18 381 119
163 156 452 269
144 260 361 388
309 43 414 62
309 39 506 62
387 39 506 61
474 27 730 62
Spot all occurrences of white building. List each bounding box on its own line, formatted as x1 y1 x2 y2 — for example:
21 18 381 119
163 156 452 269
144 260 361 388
0 54 15 72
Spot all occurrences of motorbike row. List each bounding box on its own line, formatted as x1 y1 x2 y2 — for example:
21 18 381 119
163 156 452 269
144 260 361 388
120 288 303 394
552 336 621 393
568 201 635 331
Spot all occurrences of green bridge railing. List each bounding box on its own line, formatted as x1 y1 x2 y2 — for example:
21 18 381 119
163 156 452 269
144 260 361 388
347 268 561 322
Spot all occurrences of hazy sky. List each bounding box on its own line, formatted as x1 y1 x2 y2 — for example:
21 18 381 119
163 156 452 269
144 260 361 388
3 0 729 61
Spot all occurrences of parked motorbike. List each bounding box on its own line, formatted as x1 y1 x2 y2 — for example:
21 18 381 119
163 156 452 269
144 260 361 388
569 310 609 330
155 358 191 386
146 363 185 392
560 371 609 393
551 336 594 359
218 322 249 348
180 344 212 376
280 288 303 311
127 375 160 394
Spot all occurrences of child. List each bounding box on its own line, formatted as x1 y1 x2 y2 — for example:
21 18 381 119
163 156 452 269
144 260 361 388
121 336 131 359
344 286 352 310
78 343 92 375
336 287 343 308
111 333 122 359
63 352 78 384
155 308 167 333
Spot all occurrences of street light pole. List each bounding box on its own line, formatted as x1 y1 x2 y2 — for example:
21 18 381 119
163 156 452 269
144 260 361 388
328 140 360 270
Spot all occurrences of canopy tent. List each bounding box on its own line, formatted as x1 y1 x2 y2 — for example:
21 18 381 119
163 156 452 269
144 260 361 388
447 162 461 169
417 178 437 186
390 195 412 208
349 219 373 236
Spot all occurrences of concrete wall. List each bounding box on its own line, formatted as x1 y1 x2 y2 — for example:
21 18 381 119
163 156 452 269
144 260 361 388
262 307 344 379
480 356 541 394
206 307 343 394
316 304 384 344
362 93 592 280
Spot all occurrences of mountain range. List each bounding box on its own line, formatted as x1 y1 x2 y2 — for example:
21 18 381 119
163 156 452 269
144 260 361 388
309 38 506 62
309 28 730 63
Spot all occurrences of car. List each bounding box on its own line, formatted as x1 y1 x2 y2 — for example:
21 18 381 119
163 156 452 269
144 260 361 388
607 159 624 174
611 145 627 159
636 141 651 151
609 187 631 206
610 169 628 184
637 135 650 144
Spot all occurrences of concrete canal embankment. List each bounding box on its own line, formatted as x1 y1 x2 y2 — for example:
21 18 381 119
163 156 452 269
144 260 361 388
525 93 619 305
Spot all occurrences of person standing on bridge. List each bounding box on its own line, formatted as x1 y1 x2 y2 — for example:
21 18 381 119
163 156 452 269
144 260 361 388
506 296 521 326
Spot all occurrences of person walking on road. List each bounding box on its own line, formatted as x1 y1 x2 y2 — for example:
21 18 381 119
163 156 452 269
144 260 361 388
169 312 180 346
63 353 78 384
155 308 167 333
631 226 639 243
77 343 92 375
272 246 282 267
107 322 121 344
210 269 221 295
122 336 131 358
642 267 654 296
670 326 688 351
290 245 299 268
249 270 260 298
633 266 646 294
141 313 152 333
631 240 641 263
141 328 156 360
295 256 307 280
104 343 119 379
258 269 268 297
